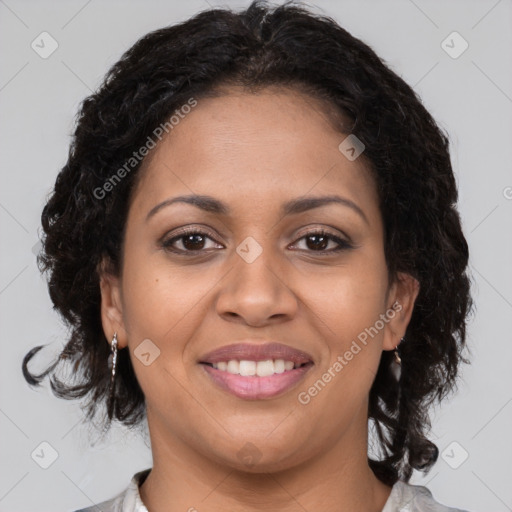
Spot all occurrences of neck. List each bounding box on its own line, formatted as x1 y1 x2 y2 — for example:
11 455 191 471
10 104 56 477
139 409 392 512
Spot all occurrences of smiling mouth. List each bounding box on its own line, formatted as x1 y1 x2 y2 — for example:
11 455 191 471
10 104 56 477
201 359 312 377
199 360 314 400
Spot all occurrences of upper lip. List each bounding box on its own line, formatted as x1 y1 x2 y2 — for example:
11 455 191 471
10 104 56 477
199 341 314 365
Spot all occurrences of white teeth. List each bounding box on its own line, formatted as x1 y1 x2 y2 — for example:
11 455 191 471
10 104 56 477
256 359 274 377
284 361 294 371
227 360 239 374
239 360 256 376
273 359 285 374
210 359 302 376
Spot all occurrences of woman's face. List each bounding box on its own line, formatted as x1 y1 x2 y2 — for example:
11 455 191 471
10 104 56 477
100 87 418 472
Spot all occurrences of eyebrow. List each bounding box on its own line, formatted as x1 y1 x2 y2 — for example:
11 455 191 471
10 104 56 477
145 194 368 224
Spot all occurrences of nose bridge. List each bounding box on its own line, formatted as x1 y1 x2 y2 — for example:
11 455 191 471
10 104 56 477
236 235 279 286
216 233 297 324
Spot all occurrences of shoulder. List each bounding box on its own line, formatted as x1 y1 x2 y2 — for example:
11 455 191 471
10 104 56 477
71 468 151 512
383 480 470 512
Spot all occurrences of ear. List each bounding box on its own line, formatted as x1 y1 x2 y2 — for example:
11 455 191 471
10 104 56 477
98 258 128 349
382 271 420 351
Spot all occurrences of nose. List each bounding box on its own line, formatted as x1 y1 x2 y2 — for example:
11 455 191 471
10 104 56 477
215 243 298 327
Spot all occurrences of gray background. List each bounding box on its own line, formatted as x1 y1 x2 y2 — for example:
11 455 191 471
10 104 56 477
1 0 511 510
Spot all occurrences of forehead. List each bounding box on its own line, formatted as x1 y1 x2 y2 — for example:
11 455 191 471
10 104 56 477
129 87 378 221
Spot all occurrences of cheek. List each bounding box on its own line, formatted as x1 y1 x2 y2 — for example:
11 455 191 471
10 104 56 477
301 251 389 393
119 247 229 397
305 253 389 337
121 247 214 338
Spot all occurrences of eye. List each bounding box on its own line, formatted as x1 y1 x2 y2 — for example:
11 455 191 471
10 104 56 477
290 229 353 253
162 228 223 254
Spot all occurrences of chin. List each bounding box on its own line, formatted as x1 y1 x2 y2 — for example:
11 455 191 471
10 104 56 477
208 439 312 475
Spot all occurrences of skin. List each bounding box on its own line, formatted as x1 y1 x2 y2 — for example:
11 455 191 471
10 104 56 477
99 87 419 512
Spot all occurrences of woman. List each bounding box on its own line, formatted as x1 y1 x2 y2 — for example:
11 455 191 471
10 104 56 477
23 1 473 511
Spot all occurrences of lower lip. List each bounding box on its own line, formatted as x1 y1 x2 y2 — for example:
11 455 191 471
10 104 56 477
200 363 313 400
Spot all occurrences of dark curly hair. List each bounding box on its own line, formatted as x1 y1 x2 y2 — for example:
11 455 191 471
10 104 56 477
22 0 472 486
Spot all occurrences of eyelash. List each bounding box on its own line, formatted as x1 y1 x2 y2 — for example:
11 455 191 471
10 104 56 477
161 227 353 255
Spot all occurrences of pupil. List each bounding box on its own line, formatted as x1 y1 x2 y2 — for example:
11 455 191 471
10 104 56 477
183 234 204 250
307 234 328 251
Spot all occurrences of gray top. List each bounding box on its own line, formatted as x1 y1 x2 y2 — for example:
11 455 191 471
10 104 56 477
73 468 470 512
